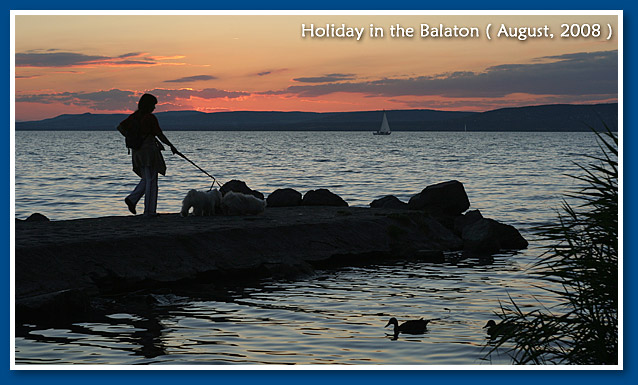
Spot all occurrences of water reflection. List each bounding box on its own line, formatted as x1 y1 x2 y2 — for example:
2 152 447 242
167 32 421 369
16 252 556 365
19 303 169 362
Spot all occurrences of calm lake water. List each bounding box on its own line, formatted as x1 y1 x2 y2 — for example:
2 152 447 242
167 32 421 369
13 130 603 366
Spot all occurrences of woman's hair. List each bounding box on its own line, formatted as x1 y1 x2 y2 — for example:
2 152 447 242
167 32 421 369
137 93 158 113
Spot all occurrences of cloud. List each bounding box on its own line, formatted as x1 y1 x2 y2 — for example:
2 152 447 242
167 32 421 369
148 88 249 100
16 87 250 111
391 92 617 111
117 52 144 59
293 73 356 83
164 75 218 83
15 50 183 68
15 89 138 111
255 68 289 77
147 55 186 61
15 74 41 79
268 50 617 99
16 52 113 67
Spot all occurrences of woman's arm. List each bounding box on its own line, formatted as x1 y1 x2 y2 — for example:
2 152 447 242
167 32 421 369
151 115 179 155
157 131 179 155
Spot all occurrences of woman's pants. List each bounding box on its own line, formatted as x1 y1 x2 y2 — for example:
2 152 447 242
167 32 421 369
127 166 158 215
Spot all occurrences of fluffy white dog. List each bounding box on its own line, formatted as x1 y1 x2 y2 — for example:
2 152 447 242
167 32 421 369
221 191 266 215
180 188 222 217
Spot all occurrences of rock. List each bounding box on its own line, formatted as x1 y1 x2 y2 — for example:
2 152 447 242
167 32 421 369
25 213 50 222
262 260 315 280
421 217 464 251
462 218 528 254
414 249 445 263
408 180 470 216
495 222 529 250
13 203 531 319
370 195 409 209
16 207 472 314
454 209 483 234
267 188 302 207
16 289 89 322
302 189 348 207
220 180 264 200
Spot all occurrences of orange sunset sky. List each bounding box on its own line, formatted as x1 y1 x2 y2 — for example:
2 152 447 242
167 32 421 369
14 13 619 121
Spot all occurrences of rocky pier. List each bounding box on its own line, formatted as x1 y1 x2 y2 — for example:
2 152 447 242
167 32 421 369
14 180 528 320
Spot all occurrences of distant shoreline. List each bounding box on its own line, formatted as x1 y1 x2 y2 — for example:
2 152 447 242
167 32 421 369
15 103 618 133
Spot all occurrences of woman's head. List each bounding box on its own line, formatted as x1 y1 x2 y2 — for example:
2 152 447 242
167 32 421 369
137 93 158 113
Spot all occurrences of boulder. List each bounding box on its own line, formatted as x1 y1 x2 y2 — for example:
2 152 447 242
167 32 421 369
462 218 528 254
220 180 264 200
267 188 303 207
421 217 464 251
408 180 470 216
302 189 348 207
370 195 408 209
453 209 483 234
25 213 50 222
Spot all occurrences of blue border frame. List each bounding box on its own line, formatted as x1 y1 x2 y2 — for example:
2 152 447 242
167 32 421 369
5 1 633 384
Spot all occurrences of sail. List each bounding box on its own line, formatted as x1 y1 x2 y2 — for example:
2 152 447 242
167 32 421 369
379 112 390 133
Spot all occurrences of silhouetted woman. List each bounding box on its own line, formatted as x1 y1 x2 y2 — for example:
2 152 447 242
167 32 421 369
122 93 178 216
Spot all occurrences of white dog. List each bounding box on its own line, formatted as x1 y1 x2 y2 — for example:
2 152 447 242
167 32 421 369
180 188 222 217
221 191 266 215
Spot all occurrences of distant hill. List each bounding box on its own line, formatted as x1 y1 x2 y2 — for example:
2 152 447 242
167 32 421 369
15 103 617 132
429 103 618 132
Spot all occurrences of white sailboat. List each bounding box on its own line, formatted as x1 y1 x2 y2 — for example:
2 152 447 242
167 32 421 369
373 111 391 135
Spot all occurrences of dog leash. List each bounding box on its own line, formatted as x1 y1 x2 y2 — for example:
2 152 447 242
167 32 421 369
176 151 223 191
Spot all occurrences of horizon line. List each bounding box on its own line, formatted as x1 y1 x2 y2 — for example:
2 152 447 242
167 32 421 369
15 101 619 123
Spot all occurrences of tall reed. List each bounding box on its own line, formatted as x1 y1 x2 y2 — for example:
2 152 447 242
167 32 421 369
485 128 618 365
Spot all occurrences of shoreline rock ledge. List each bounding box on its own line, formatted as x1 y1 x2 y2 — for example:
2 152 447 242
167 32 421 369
15 181 527 320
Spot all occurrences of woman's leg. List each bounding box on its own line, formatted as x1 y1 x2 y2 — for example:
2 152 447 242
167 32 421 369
126 174 147 213
143 166 159 215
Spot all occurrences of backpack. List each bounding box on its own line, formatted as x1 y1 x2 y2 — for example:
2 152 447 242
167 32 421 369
117 113 147 152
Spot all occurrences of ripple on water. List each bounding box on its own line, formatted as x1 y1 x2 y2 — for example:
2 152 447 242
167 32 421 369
14 131 601 364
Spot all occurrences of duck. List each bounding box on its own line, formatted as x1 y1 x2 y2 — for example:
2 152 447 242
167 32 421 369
483 319 510 338
385 317 430 335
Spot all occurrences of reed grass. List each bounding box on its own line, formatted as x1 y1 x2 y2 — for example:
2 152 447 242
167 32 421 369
485 127 618 365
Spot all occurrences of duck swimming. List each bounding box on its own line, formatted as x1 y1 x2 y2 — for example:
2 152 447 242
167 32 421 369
484 319 511 338
385 317 430 335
